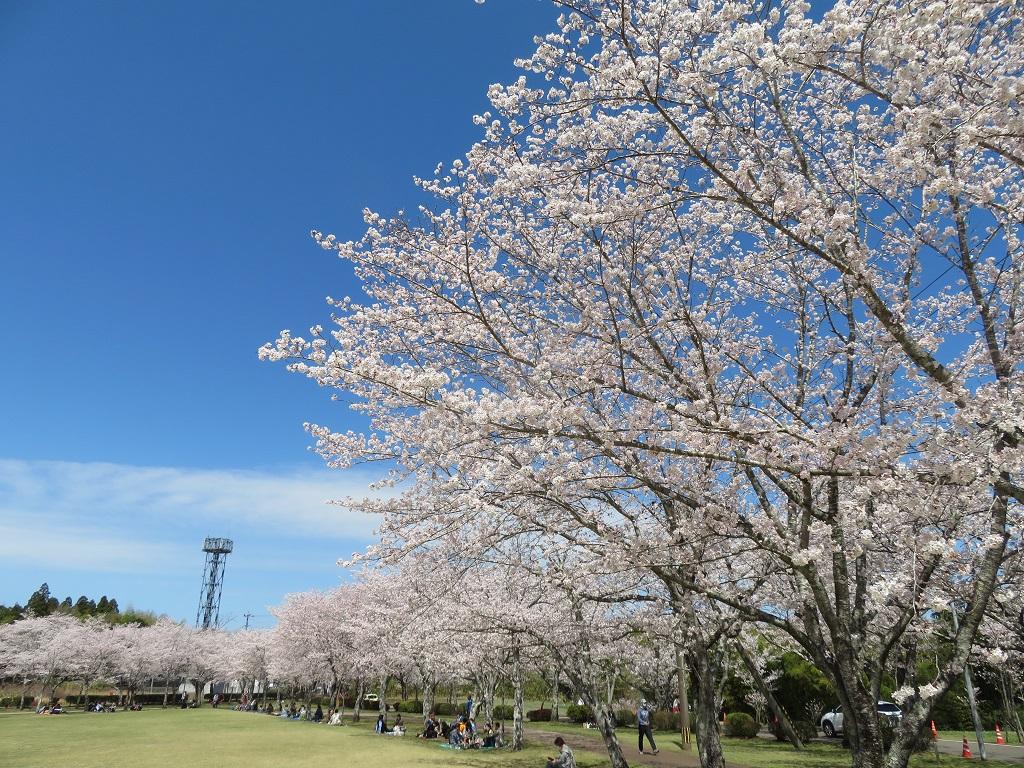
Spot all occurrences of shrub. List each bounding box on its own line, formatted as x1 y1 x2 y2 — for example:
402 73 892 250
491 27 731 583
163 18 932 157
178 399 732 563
526 708 553 722
399 700 423 714
614 709 636 727
567 703 592 723
725 712 759 738
770 717 818 743
492 705 513 720
653 710 680 731
435 702 458 716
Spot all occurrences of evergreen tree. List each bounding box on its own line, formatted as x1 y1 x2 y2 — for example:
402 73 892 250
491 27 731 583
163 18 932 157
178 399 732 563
74 596 91 614
96 596 110 613
26 583 53 616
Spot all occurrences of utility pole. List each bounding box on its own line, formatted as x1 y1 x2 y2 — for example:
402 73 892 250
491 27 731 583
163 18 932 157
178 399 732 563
244 612 254 630
952 603 987 761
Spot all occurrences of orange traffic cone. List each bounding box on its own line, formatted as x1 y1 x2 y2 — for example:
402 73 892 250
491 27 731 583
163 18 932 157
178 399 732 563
996 723 1006 745
962 735 973 758
931 721 939 740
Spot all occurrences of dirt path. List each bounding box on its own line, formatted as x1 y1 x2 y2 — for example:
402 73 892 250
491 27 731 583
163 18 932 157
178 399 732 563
525 727 753 768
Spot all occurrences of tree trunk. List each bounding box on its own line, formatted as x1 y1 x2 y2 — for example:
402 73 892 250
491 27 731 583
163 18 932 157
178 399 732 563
484 671 498 725
736 642 802 749
511 645 525 751
841 681 886 768
675 644 692 750
592 699 630 768
353 679 364 723
1005 672 1024 743
692 652 725 768
552 669 560 722
422 680 436 719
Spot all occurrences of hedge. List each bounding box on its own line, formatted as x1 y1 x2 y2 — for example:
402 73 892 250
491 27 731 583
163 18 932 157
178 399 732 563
725 712 759 738
614 709 636 727
435 702 458 716
526 708 553 722
654 710 691 730
566 703 592 723
492 705 513 721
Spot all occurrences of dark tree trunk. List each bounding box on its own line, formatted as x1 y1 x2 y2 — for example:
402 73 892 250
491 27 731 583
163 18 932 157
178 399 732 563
736 642 802 748
692 651 725 768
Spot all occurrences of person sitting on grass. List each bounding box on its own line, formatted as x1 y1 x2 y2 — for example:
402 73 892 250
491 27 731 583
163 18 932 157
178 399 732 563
313 705 323 723
482 723 498 748
420 714 438 739
448 720 464 748
391 714 405 735
545 736 576 768
375 713 387 734
328 709 343 726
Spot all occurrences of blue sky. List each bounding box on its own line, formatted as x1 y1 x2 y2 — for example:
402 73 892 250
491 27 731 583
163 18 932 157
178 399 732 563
0 0 555 626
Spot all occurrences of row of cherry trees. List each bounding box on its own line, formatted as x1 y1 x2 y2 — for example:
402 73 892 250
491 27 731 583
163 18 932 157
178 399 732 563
261 0 1024 767
0 615 270 711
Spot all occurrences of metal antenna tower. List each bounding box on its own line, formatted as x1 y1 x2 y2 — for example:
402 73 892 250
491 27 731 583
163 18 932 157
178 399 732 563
195 537 233 629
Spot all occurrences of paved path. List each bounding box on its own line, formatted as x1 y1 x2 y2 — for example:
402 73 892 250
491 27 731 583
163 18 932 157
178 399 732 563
933 738 1024 762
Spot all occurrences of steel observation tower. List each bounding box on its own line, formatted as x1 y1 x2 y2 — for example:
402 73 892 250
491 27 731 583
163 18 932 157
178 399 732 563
195 537 232 629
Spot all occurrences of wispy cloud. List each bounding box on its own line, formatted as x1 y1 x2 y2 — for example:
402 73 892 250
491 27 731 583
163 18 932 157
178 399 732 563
0 458 383 575
0 523 182 573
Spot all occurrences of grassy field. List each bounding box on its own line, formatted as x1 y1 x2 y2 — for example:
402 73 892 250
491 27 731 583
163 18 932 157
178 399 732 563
0 707 616 768
3 707 1020 768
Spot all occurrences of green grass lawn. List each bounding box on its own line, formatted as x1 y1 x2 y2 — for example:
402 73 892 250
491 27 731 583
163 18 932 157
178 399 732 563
4 707 1019 768
0 708 613 768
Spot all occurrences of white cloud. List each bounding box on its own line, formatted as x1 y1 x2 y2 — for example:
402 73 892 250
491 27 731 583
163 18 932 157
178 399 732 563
0 523 182 573
0 458 384 574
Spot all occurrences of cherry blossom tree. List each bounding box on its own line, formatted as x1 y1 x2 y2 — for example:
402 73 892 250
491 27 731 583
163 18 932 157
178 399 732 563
109 623 160 707
148 619 195 707
270 588 354 711
263 1 1024 766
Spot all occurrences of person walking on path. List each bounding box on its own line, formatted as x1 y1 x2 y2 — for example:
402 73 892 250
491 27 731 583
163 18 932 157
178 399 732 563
637 700 659 755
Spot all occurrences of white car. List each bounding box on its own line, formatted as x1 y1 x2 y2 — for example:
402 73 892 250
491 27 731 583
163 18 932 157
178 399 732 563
821 702 902 737
363 693 379 703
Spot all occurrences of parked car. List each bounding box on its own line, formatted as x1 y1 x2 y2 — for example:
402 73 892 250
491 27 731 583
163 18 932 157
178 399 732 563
821 702 902 737
363 693 379 703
